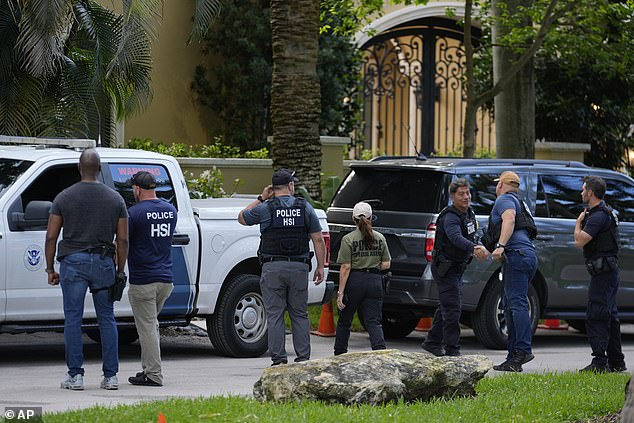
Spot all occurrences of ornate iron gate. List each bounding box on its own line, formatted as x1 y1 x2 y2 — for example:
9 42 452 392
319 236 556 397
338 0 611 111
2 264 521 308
359 18 494 157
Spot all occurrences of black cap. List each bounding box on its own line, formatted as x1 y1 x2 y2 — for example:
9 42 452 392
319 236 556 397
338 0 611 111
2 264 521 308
131 171 157 190
272 168 299 186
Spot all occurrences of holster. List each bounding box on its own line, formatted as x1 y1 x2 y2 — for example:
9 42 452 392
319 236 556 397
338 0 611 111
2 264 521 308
585 256 618 276
381 271 392 294
432 251 454 278
109 273 127 302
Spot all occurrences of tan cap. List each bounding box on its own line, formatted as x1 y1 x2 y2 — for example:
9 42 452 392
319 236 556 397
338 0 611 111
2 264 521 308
494 171 521 187
352 202 372 219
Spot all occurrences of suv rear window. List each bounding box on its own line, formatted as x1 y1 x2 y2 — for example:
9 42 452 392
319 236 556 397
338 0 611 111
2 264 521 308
331 167 446 213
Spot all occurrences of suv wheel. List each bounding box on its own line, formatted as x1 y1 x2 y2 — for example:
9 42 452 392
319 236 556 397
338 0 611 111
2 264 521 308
381 311 420 339
472 272 540 350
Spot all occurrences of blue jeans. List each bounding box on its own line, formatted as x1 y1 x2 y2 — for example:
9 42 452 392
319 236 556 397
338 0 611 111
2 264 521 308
502 249 537 357
60 252 118 377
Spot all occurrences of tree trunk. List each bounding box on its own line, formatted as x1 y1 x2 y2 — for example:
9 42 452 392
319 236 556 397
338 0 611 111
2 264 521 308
270 0 322 200
492 0 536 159
462 0 476 158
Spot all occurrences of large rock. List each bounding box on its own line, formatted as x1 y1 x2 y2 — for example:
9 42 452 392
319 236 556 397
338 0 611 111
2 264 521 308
253 349 492 404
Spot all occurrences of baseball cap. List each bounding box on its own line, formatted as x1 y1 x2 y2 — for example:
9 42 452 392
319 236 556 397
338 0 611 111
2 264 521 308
352 202 373 219
131 171 157 190
272 168 299 186
494 171 521 187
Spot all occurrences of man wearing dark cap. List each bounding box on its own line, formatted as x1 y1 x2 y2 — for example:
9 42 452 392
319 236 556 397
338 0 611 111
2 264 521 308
45 148 128 391
487 171 538 372
126 171 177 386
239 168 326 366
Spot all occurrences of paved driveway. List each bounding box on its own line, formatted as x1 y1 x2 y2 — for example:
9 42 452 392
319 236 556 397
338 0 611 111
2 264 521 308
0 323 632 414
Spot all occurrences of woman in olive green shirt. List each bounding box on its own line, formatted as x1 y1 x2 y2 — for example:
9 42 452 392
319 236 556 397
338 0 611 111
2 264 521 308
334 202 391 355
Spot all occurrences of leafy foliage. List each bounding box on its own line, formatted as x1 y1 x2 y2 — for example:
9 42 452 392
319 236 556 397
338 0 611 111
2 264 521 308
191 0 383 150
186 168 229 199
0 0 161 145
128 137 270 159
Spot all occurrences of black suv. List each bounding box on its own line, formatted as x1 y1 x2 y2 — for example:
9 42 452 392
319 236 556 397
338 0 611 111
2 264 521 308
326 157 634 349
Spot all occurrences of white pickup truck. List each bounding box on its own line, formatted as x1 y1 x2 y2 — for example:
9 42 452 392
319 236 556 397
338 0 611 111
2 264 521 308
0 137 332 357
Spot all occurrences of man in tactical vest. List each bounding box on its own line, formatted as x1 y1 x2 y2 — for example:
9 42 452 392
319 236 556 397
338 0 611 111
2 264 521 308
574 175 626 373
422 179 488 357
239 168 326 366
490 171 538 372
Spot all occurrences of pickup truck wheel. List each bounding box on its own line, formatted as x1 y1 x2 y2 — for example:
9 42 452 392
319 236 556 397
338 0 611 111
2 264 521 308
381 311 419 339
472 272 540 350
85 327 139 345
207 274 268 358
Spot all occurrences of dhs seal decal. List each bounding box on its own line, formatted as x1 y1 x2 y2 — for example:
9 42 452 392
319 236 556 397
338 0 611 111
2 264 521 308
24 245 43 271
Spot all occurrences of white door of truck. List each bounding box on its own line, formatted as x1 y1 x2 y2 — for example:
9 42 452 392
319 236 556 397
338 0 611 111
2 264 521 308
4 161 82 321
106 162 199 318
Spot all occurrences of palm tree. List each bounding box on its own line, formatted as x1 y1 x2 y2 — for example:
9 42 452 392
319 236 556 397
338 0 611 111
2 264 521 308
270 0 321 199
0 0 221 146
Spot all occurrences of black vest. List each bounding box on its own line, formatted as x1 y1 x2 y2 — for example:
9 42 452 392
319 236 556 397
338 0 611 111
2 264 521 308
259 196 310 257
481 192 537 252
582 202 619 259
434 205 477 263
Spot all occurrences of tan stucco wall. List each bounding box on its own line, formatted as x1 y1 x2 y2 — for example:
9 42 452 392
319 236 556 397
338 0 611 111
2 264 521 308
120 1 209 146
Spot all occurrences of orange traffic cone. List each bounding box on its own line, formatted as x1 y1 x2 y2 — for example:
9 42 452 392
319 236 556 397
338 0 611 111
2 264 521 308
415 317 433 331
157 412 167 423
311 301 336 337
538 319 569 330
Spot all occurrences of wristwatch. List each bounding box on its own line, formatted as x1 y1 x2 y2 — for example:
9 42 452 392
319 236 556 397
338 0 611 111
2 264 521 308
495 243 506 249
45 267 55 274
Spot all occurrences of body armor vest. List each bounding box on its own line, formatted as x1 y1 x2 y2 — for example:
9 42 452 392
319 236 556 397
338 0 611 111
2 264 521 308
260 196 309 257
582 202 619 259
434 205 477 263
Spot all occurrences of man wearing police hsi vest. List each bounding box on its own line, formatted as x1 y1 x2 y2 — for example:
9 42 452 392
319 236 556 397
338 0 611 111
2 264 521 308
574 175 626 373
127 171 177 386
239 168 326 366
422 179 489 357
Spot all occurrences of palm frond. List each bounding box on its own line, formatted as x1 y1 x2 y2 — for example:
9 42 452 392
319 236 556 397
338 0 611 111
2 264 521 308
15 0 73 78
0 1 20 82
189 0 222 44
0 72 45 135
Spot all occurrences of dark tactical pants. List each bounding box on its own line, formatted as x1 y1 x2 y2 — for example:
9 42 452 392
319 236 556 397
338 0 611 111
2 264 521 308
586 268 624 366
334 271 386 355
425 266 463 354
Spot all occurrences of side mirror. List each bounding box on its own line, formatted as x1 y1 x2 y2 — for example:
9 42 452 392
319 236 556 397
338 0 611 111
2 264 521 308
12 200 52 230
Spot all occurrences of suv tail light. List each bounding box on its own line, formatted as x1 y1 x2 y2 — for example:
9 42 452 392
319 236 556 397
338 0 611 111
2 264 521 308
425 223 436 262
322 231 331 268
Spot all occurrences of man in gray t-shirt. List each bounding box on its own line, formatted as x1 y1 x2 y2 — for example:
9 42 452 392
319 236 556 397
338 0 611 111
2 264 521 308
45 149 129 391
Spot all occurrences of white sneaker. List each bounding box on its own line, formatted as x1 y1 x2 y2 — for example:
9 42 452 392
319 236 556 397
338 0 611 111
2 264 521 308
100 375 118 390
61 373 84 390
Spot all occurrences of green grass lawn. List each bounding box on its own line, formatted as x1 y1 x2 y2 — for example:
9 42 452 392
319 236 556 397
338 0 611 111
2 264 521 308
42 372 629 423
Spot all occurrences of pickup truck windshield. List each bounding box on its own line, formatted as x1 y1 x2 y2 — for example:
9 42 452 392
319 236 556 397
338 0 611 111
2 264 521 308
0 159 33 199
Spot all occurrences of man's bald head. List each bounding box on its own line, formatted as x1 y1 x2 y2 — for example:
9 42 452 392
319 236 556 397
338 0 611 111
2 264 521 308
79 149 101 179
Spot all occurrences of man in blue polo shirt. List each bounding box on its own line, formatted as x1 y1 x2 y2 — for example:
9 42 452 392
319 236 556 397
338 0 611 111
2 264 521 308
127 171 177 386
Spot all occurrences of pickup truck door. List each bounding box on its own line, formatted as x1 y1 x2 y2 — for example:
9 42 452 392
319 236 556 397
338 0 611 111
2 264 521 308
105 162 199 318
0 201 5 321
3 161 82 321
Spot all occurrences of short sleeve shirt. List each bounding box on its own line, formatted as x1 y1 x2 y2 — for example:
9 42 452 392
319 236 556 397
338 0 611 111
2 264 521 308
128 199 178 284
582 203 611 239
242 195 322 234
51 181 128 258
490 192 534 250
337 229 391 269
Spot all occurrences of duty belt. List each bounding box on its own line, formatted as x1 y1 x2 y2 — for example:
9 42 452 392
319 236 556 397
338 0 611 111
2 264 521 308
261 256 310 264
350 268 381 274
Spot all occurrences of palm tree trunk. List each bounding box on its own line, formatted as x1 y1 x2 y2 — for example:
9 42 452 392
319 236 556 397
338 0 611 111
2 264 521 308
270 0 322 200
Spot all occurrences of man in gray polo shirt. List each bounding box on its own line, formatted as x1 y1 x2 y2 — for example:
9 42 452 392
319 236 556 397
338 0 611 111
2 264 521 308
238 168 325 366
